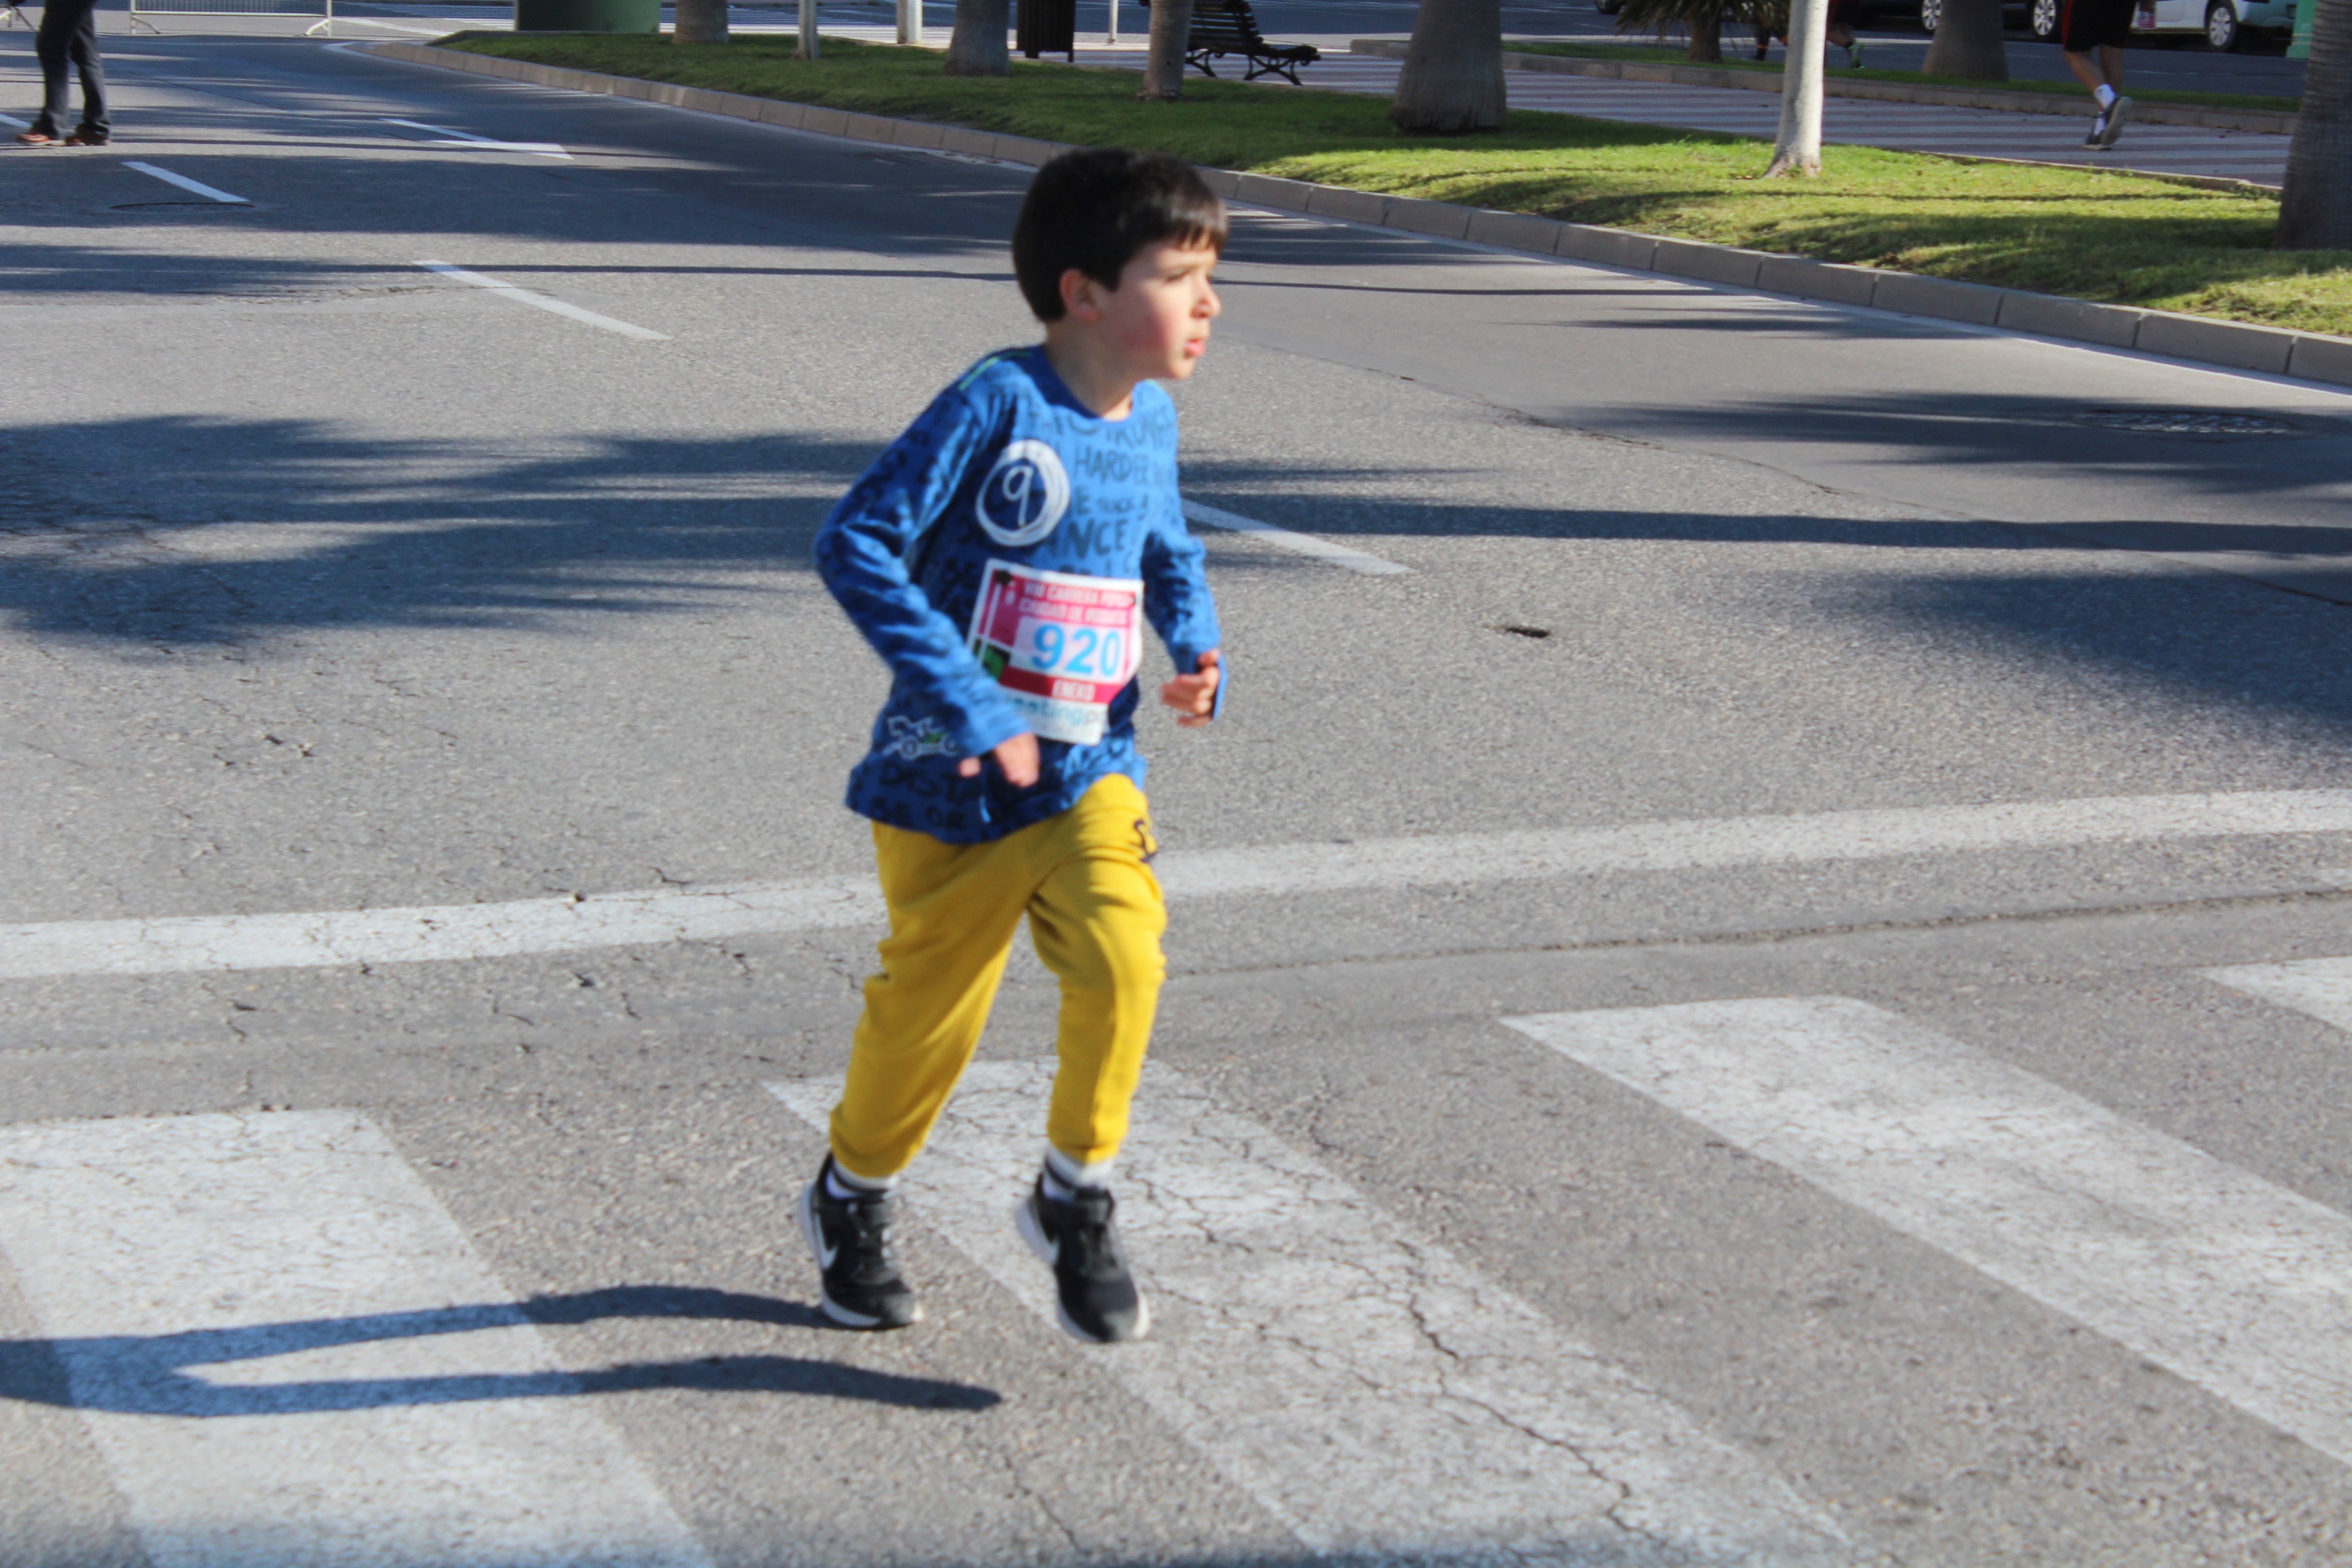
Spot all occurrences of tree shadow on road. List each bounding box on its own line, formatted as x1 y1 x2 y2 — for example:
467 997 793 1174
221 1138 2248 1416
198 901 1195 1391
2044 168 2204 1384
8 405 2352 741
0 416 876 646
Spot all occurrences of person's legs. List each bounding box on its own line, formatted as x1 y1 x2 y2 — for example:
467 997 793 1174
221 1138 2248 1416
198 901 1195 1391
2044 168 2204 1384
2097 42 2124 91
2060 0 2133 142
803 818 1039 1330
1825 0 1861 65
2061 0 2129 95
67 0 105 139
27 0 74 138
828 822 1036 1182
1014 774 1166 1344
1024 775 1167 1175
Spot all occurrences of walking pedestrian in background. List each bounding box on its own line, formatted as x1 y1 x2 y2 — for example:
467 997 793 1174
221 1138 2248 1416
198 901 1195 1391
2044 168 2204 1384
16 0 109 147
2060 0 2134 147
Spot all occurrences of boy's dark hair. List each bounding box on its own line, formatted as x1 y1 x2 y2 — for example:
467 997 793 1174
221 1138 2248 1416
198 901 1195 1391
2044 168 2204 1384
1013 148 1228 322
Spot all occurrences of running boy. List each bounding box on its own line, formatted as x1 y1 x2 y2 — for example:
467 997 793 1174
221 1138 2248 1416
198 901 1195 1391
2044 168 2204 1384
800 149 1226 1345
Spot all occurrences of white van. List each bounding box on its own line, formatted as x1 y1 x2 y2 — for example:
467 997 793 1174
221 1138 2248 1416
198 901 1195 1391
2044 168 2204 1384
2019 0 2296 50
1913 0 2295 50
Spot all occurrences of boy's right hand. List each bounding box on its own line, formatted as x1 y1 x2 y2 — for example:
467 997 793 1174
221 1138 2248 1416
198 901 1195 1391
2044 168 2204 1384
958 732 1040 788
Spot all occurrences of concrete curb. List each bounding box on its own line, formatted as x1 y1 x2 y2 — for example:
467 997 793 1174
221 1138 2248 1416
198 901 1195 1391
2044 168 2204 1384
1348 36 2299 135
361 40 2351 391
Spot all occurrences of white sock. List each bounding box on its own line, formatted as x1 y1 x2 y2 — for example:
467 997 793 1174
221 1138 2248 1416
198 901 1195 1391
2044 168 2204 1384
2095 84 2117 108
824 1160 896 1201
1041 1146 1113 1200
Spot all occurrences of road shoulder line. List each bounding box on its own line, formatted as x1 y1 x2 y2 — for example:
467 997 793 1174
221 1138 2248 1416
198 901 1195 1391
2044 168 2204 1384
7 789 2352 980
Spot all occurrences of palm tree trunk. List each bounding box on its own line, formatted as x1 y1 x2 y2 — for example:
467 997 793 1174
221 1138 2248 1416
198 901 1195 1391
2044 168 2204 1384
1139 0 1193 98
945 0 1009 74
1920 0 2009 80
1765 0 1826 174
674 0 728 43
1686 8 1722 60
798 0 819 56
2279 0 2352 247
1390 0 1505 133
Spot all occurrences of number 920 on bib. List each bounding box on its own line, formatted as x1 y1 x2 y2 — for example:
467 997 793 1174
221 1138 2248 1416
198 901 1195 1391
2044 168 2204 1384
967 559 1145 747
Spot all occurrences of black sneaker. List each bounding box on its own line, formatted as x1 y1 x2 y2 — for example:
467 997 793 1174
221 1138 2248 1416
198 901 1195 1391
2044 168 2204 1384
798 1158 920 1329
2085 112 2109 148
2099 95 2132 148
1017 1177 1149 1343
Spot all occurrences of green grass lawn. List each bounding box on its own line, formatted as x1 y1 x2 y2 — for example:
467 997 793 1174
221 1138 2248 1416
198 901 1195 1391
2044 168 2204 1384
1504 39 2304 112
446 33 2351 337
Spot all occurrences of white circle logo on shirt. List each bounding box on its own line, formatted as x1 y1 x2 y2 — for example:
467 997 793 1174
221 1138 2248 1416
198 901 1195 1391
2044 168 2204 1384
975 440 1071 547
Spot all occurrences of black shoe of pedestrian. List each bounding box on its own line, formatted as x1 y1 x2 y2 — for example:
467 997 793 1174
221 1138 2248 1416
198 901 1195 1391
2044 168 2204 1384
2084 112 2109 148
65 128 108 146
14 127 59 146
798 1157 921 1330
1017 1177 1149 1343
2098 95 2132 147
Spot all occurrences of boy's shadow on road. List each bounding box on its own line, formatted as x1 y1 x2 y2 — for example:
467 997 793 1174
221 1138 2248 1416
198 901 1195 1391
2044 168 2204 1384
0 1284 998 1417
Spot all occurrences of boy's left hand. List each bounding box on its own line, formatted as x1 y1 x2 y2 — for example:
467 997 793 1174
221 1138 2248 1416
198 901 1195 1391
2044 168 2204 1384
1160 650 1221 729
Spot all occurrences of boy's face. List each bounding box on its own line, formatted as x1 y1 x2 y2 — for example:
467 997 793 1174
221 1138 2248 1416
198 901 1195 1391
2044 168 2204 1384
1064 240 1222 383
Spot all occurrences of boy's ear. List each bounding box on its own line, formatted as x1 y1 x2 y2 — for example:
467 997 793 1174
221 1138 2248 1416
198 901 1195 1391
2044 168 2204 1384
1058 267 1105 322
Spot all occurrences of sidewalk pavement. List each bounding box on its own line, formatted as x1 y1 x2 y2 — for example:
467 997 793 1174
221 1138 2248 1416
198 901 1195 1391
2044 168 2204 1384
796 10 2287 189
336 5 2294 187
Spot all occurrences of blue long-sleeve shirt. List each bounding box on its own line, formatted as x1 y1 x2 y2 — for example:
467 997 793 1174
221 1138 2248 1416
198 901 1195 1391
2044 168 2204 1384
815 346 1223 845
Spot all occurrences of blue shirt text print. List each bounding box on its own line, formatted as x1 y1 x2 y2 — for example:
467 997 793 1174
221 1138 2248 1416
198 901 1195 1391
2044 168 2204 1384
814 347 1222 845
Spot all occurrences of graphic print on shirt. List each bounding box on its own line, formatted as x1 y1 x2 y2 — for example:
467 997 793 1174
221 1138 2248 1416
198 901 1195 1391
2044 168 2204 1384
883 715 962 761
968 560 1143 747
975 440 1071 547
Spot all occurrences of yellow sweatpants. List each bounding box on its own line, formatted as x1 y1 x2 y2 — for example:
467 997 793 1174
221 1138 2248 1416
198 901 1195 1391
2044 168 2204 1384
828 773 1168 1183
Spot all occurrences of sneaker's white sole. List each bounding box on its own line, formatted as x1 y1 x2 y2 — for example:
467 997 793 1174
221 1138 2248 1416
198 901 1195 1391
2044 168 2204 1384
798 1180 921 1329
1015 1194 1151 1344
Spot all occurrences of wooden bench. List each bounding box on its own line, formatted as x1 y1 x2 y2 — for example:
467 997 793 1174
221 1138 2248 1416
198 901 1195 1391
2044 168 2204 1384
1179 0 1321 84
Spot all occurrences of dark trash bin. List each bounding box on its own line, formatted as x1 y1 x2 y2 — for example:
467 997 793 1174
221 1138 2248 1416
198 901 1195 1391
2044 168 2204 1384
1017 0 1075 59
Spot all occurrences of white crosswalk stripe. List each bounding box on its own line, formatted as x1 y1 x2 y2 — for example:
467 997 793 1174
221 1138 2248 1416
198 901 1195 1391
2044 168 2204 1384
1508 996 2352 1469
769 1064 1850 1565
0 1112 710 1568
2203 955 2352 1034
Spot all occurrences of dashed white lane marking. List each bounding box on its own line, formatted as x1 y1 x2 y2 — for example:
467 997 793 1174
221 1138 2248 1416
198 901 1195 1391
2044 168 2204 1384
4 787 2351 980
124 161 250 205
0 1111 710 1568
0 112 30 129
769 1064 1846 1565
1509 996 2352 1468
382 117 572 159
2203 955 2352 1034
414 260 669 340
1181 497 1411 575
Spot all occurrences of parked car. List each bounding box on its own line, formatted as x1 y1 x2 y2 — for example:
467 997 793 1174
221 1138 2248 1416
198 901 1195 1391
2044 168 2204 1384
1913 0 2291 46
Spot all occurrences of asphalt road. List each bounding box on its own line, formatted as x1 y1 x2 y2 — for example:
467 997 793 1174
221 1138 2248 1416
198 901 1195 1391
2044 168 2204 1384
6 31 2352 1568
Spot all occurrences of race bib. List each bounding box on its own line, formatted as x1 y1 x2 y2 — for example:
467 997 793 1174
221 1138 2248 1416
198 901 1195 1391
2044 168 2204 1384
967 559 1144 747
